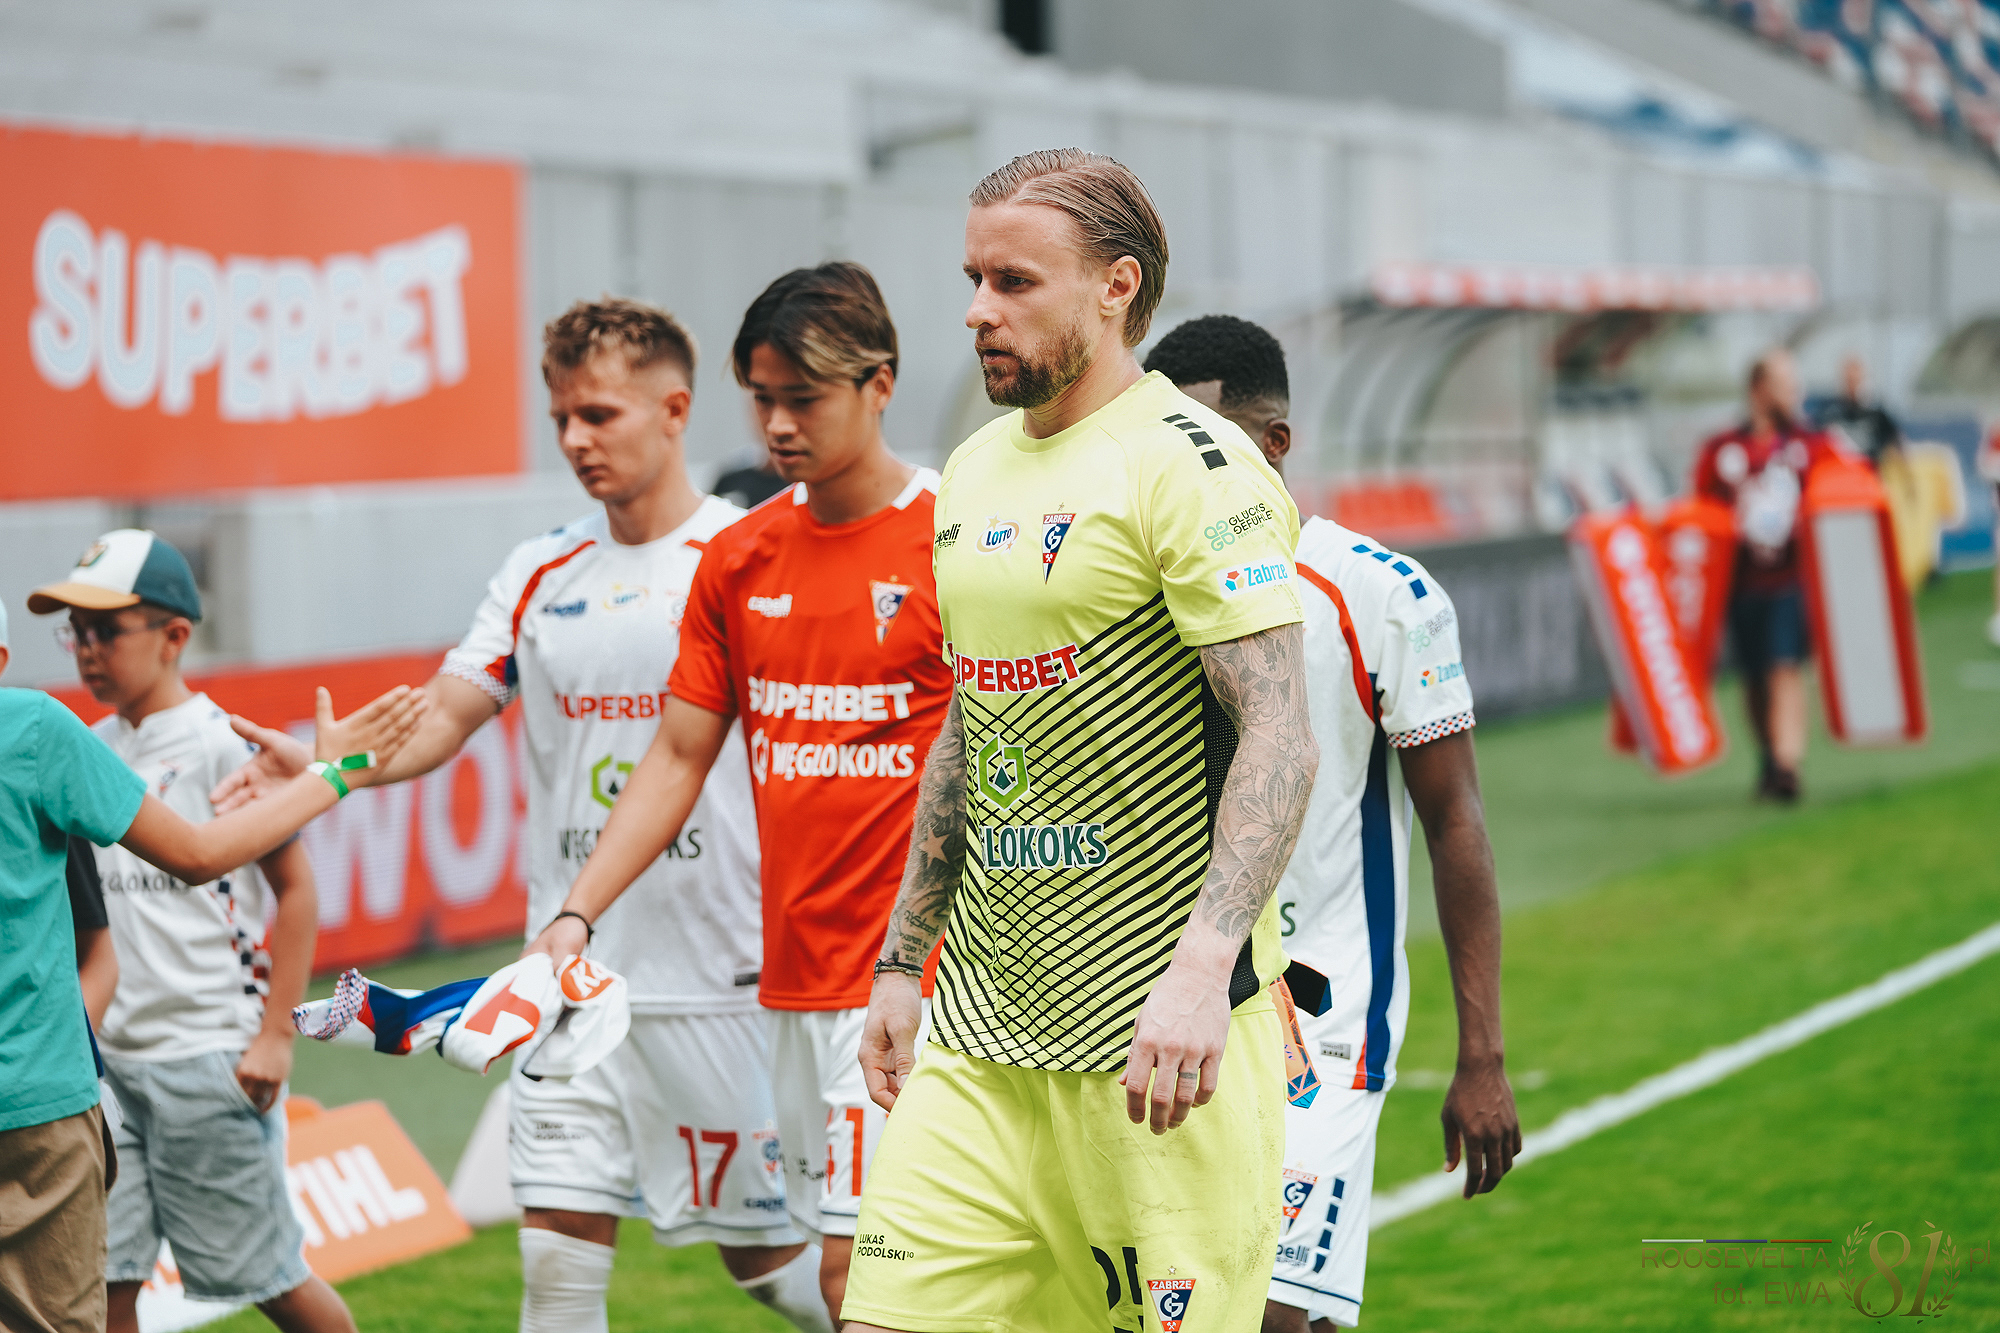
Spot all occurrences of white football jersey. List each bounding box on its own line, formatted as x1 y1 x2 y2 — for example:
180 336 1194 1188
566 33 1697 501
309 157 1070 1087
93 694 271 1061
1276 517 1476 1092
441 498 762 1015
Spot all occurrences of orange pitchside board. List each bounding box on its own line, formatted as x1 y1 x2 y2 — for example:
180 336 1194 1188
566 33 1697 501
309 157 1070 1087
51 651 527 972
1606 498 1736 756
0 123 521 501
1570 509 1727 776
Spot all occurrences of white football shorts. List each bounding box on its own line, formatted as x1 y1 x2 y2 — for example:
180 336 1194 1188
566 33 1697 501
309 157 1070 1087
767 1003 928 1243
509 1010 798 1248
1266 1065 1386 1327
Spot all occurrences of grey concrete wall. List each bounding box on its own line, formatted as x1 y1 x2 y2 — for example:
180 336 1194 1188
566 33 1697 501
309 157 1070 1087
1051 0 1509 119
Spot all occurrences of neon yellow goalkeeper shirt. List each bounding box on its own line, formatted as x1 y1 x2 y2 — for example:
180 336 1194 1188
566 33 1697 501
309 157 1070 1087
930 370 1304 1072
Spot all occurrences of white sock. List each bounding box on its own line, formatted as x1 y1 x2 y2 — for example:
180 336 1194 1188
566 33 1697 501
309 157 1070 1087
519 1226 615 1333
735 1244 833 1333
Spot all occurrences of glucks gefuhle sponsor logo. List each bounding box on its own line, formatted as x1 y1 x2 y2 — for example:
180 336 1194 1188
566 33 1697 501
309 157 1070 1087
950 641 1082 694
1406 604 1455 654
1204 501 1275 551
1638 1224 1990 1317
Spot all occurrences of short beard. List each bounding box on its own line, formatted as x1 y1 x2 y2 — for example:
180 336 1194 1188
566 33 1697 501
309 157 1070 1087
983 317 1093 409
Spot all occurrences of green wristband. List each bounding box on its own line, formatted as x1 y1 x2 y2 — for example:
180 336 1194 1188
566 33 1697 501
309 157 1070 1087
334 751 377 772
308 760 350 799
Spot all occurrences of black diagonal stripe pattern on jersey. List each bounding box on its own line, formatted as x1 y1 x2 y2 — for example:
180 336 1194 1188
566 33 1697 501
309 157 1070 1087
932 593 1227 1071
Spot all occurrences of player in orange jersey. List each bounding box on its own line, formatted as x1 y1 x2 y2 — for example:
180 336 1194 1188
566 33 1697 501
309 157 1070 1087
526 262 952 1327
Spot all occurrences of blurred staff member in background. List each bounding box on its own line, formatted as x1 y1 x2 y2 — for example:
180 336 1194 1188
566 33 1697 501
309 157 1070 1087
1693 349 1839 804
1818 354 1902 466
218 298 828 1333
0 596 420 1333
1822 355 1964 593
522 263 952 1328
1147 316 1519 1333
28 531 352 1333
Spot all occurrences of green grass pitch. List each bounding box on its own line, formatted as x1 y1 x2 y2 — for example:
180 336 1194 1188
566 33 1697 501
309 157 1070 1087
209 571 2000 1330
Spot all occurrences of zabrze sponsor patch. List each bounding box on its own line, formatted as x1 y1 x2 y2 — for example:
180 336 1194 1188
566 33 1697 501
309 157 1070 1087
1148 1277 1196 1331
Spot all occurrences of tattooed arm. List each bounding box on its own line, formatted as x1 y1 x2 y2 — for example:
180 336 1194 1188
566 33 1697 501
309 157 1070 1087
861 695 968 1110
1120 621 1319 1133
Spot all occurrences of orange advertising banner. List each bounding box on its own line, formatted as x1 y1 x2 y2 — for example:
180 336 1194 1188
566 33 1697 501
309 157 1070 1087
51 650 527 972
1 123 521 501
1569 509 1727 776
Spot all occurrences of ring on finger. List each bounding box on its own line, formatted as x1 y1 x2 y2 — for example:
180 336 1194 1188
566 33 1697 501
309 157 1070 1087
1175 1070 1199 1082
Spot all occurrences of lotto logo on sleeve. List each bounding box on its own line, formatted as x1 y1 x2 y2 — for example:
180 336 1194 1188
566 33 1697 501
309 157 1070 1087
1148 1278 1196 1331
1220 560 1293 597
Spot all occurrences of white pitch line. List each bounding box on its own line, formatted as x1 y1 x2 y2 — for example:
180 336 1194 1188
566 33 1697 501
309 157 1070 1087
1371 919 2000 1230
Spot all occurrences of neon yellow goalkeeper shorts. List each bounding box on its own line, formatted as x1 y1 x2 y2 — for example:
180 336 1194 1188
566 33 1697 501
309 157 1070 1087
841 994 1284 1333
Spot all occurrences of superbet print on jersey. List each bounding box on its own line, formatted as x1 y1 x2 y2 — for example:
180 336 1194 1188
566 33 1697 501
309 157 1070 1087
669 472 951 1012
439 498 762 1016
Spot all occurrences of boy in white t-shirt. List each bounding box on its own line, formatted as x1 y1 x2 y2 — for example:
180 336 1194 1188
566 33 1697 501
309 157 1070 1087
30 529 355 1333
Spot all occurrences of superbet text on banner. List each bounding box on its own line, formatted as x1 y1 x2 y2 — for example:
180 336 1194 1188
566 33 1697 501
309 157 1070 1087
2 124 519 500
1570 509 1726 775
1607 497 1736 756
1797 456 1927 745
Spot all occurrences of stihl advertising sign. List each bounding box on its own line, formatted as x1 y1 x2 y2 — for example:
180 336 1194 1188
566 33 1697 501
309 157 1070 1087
2 123 520 500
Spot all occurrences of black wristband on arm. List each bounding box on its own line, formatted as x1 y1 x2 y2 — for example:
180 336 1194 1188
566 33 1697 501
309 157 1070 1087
551 909 594 942
873 957 925 978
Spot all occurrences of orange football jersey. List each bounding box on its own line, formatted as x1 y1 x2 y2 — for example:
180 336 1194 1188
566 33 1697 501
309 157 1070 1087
669 473 951 1010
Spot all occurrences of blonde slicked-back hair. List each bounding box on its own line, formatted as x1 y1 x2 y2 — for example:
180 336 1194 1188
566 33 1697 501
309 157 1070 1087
970 148 1169 347
543 296 698 387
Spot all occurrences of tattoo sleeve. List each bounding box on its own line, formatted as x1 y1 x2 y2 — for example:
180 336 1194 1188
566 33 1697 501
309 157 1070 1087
1194 622 1320 942
879 694 968 967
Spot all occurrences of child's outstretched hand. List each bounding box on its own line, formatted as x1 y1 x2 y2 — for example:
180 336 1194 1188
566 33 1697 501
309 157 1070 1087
312 685 427 787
